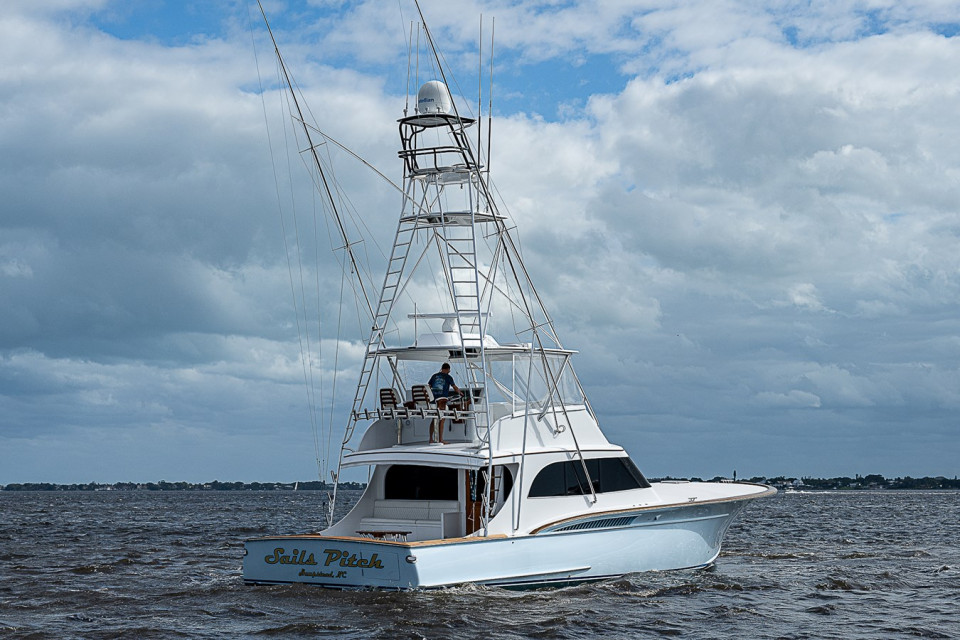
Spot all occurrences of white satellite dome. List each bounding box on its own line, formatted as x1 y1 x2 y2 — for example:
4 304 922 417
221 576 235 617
417 80 453 115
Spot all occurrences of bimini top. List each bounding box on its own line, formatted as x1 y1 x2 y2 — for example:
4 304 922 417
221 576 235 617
376 343 577 363
375 328 575 364
374 314 577 362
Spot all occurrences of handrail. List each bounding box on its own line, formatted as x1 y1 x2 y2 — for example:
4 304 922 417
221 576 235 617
398 144 480 176
356 407 478 422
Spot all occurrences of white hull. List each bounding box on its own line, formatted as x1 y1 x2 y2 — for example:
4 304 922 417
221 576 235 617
244 493 764 589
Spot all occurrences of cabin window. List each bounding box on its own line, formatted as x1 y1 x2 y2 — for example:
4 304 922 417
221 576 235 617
384 465 457 501
528 459 586 497
600 457 651 492
528 457 651 497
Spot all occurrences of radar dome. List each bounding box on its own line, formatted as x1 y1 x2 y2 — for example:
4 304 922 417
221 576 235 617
417 80 453 115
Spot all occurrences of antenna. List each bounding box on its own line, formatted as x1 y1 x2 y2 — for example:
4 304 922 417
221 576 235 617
415 22 421 111
486 17 495 180
405 21 414 116
477 15 483 160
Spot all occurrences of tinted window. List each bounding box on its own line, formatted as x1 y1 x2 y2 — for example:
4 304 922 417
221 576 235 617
529 457 650 497
597 457 650 493
529 460 588 497
384 465 457 500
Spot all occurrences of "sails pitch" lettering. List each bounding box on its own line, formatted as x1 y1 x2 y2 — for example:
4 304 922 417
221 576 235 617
263 547 383 571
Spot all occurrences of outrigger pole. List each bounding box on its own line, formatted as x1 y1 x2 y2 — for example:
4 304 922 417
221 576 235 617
258 2 383 527
257 1 376 323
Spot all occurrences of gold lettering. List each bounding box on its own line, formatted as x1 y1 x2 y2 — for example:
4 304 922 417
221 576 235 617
323 549 344 566
318 548 384 571
299 568 337 578
264 547 319 566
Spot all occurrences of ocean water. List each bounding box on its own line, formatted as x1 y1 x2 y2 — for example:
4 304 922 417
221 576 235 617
1 489 957 639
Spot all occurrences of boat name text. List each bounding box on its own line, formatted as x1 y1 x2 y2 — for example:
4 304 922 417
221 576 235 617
263 548 317 566
262 547 384 573
322 549 384 569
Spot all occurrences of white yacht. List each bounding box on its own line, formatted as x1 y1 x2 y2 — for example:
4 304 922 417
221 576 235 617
243 10 774 590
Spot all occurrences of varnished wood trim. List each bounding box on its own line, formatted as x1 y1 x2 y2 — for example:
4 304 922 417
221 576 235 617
246 533 508 548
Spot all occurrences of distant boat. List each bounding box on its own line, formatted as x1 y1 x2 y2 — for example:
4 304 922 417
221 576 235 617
243 4 775 589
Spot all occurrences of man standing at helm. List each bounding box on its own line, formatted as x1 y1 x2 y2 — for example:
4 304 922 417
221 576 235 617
428 363 465 443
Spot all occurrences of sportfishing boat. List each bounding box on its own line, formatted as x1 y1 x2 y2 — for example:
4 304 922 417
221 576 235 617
243 7 774 589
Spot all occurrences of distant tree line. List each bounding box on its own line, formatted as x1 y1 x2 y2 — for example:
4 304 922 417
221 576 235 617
651 474 960 490
0 480 367 492
777 474 960 490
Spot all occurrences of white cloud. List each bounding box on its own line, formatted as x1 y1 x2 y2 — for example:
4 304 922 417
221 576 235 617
2 1 960 482
754 389 822 408
785 283 828 312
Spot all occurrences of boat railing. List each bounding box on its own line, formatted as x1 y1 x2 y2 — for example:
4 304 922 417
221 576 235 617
352 406 477 423
398 145 478 177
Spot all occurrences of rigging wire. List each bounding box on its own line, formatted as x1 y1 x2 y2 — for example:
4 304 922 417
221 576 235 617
279 74 325 481
327 261 348 478
310 186 326 476
248 5 325 482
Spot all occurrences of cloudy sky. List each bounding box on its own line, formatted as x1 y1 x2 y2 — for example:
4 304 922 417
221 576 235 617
2 0 959 484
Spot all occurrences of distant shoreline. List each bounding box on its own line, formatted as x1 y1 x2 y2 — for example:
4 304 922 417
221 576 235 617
2 474 958 492
0 481 364 492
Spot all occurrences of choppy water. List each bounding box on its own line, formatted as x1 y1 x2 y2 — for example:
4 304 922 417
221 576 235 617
1 489 958 639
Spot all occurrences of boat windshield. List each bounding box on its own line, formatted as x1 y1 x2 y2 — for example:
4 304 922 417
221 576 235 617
494 352 584 409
